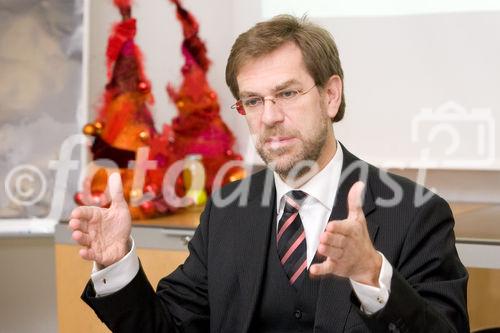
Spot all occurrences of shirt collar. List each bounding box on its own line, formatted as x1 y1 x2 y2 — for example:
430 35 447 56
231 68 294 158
274 141 344 214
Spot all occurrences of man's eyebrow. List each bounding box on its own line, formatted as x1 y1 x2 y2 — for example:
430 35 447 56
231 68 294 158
274 79 300 91
238 90 260 98
239 79 301 98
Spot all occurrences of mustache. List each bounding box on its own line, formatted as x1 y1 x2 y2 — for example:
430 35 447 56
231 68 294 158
257 128 300 144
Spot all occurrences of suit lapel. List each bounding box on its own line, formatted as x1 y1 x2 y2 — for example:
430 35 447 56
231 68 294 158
328 143 377 235
235 169 276 333
315 143 379 332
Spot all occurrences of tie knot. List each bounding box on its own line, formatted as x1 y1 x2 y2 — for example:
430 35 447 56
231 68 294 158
283 190 307 213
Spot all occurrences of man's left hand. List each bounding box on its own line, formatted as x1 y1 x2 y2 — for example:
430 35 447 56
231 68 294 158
309 181 382 287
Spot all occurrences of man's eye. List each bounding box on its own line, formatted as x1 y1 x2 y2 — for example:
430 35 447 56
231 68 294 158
277 90 299 99
243 98 262 107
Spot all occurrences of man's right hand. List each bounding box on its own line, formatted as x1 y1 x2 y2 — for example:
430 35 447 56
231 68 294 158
69 172 132 268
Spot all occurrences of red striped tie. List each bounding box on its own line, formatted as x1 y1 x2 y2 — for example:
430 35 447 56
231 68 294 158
277 190 307 287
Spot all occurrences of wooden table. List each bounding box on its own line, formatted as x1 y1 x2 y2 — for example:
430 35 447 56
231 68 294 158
449 203 500 331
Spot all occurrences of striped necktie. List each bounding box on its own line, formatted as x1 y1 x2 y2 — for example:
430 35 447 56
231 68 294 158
277 190 307 288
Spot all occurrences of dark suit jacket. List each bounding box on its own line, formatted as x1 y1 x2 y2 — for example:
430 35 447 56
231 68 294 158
83 144 469 332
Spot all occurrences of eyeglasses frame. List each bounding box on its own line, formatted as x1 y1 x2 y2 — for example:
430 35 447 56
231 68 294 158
231 84 317 115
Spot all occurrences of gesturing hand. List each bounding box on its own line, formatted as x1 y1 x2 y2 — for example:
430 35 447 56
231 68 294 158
309 181 382 286
69 173 132 268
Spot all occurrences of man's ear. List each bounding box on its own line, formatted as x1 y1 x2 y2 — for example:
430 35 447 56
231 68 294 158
322 75 342 120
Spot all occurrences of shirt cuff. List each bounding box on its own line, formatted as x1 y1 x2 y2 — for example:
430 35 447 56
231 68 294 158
91 237 140 297
349 251 393 315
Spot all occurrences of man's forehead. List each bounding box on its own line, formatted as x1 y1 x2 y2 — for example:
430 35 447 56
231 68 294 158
238 43 303 72
236 45 311 96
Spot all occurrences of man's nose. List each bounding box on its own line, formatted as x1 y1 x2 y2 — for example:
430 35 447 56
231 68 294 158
261 98 284 126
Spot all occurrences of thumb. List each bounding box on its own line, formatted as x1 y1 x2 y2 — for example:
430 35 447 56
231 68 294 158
108 172 126 206
347 181 365 219
309 260 335 277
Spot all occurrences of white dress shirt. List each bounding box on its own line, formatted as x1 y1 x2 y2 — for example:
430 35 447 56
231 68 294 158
92 142 392 314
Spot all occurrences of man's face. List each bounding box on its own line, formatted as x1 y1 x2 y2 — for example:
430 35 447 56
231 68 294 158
236 42 338 179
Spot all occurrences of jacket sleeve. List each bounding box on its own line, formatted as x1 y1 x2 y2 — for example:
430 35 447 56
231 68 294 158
81 199 213 333
359 195 469 333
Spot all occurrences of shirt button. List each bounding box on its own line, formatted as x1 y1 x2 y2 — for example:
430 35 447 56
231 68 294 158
294 309 302 319
377 296 384 304
102 278 107 284
388 323 397 332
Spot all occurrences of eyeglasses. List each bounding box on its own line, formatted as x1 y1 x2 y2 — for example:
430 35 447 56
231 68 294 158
231 84 317 115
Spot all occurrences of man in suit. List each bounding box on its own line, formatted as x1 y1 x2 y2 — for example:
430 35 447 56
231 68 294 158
70 15 469 332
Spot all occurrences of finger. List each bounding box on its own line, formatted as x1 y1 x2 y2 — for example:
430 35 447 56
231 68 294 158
325 219 344 230
71 206 97 221
320 232 346 249
72 230 92 247
309 260 336 276
79 247 96 261
70 207 80 219
347 181 365 220
108 172 126 206
317 243 344 260
68 218 88 233
325 220 350 236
